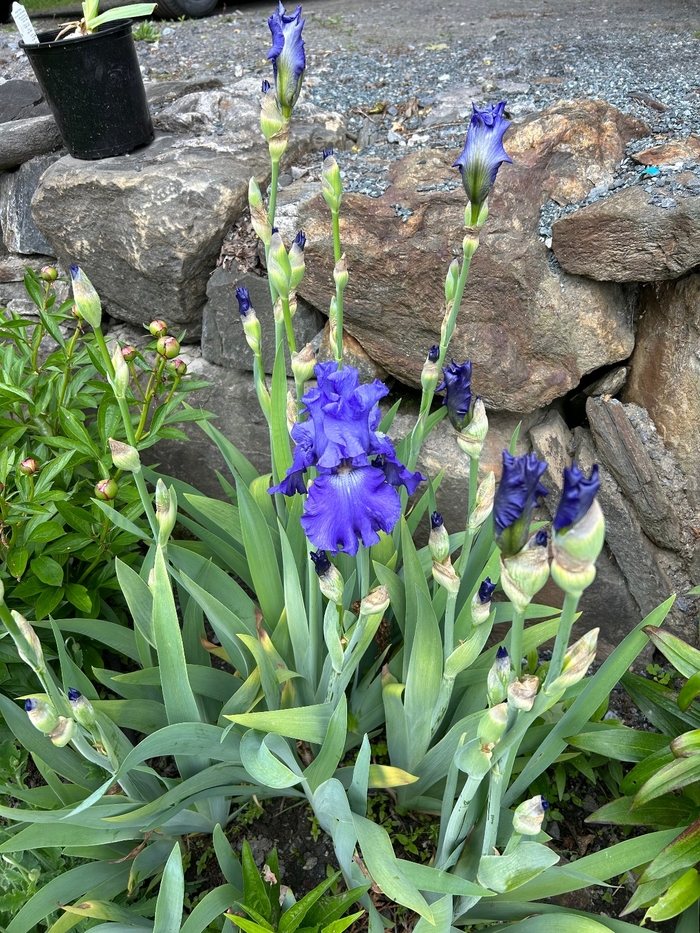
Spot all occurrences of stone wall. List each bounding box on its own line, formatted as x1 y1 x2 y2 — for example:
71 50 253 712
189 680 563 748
2 77 699 649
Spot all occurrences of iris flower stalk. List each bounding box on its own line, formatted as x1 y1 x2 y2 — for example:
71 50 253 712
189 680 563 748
322 149 347 367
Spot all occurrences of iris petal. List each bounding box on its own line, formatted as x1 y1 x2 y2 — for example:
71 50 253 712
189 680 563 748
453 101 512 209
267 3 306 119
554 463 600 531
301 466 401 556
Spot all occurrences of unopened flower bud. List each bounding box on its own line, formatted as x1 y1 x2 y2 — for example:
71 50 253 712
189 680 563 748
94 478 118 501
471 577 496 625
109 438 141 474
456 398 489 460
360 585 390 618
157 335 180 359
40 266 58 282
248 177 272 245
468 470 495 531
289 231 307 289
456 739 492 778
168 358 188 377
268 231 292 300
477 702 508 750
545 629 599 695
311 550 344 604
14 614 44 672
110 342 129 399
421 345 441 394
69 265 102 329
155 478 178 546
286 391 298 431
25 696 59 733
67 687 96 728
333 255 348 291
552 499 605 597
508 675 539 712
291 343 316 384
432 555 460 594
322 150 343 213
19 458 39 475
260 85 287 144
429 511 450 564
48 716 75 747
513 796 549 836
121 345 137 362
487 647 511 706
149 320 168 338
444 259 460 304
236 287 262 356
500 538 550 615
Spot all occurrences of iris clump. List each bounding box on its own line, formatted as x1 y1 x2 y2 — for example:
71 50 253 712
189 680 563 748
439 359 473 430
269 362 423 555
267 2 306 119
493 451 548 557
453 101 512 214
554 463 600 532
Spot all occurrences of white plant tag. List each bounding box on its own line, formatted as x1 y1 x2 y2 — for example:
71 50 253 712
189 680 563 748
12 3 39 45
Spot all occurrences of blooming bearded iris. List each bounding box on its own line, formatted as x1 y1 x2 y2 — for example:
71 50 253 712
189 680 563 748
438 359 473 430
554 463 600 532
453 101 512 212
493 451 548 557
269 362 424 555
267 3 306 119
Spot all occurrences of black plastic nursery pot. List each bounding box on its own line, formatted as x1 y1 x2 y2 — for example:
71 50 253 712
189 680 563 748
21 21 154 161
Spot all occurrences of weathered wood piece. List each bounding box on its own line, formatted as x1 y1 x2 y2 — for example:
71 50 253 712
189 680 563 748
0 116 62 172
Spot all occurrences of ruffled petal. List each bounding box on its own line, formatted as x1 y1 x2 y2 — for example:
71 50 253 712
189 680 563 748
268 422 316 496
453 101 512 208
301 466 401 556
374 452 425 495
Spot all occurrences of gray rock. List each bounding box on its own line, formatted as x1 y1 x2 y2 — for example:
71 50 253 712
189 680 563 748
31 81 345 330
529 410 572 503
422 83 482 127
551 185 700 282
201 261 323 376
145 76 224 109
0 115 63 172
313 322 389 384
583 366 629 398
586 396 681 551
0 79 50 124
1 153 59 255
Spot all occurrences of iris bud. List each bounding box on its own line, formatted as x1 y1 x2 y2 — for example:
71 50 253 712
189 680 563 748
248 177 272 246
69 265 102 329
311 550 344 604
333 255 348 291
260 84 286 140
544 629 599 695
237 287 262 356
513 795 549 836
456 739 493 779
94 478 118 501
322 150 343 213
471 577 496 626
468 470 495 531
155 479 178 546
360 585 390 618
19 458 39 475
508 675 539 712
421 345 441 394
428 511 450 564
291 343 316 384
14 614 45 673
286 390 298 431
67 687 96 728
109 438 141 474
41 266 58 282
268 231 293 300
432 554 460 595
48 716 75 747
111 342 129 399
149 320 168 338
487 646 511 706
445 259 460 305
477 702 508 750
25 695 59 733
157 336 180 359
288 230 307 289
456 398 489 460
551 499 605 597
500 537 550 615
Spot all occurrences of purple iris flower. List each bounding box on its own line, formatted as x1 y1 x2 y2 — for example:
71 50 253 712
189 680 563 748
431 511 443 529
438 359 473 430
236 286 252 315
535 529 548 548
493 451 549 557
267 3 306 119
478 577 496 603
554 463 600 532
428 345 440 363
453 101 512 211
310 549 331 576
269 362 424 555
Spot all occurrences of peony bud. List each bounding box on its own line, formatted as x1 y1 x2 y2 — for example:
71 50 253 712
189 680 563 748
25 695 59 733
121 345 137 362
512 795 549 836
40 266 58 282
94 478 118 501
19 458 39 475
69 265 102 329
156 336 180 359
149 320 168 338
67 687 96 728
168 358 188 377
109 438 141 474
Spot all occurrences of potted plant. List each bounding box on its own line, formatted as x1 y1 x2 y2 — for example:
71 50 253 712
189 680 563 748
18 0 157 160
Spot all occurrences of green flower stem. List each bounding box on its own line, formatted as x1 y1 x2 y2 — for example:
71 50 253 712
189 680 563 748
456 456 480 578
331 209 344 368
268 159 280 227
280 296 297 354
29 281 50 373
444 590 457 661
437 733 465 856
544 590 580 691
436 771 485 870
510 607 526 678
357 545 370 599
163 373 182 406
307 548 321 687
481 757 505 858
134 356 166 443
55 324 82 424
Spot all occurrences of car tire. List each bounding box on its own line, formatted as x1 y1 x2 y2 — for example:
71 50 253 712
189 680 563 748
155 0 187 19
156 0 218 18
0 0 12 25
